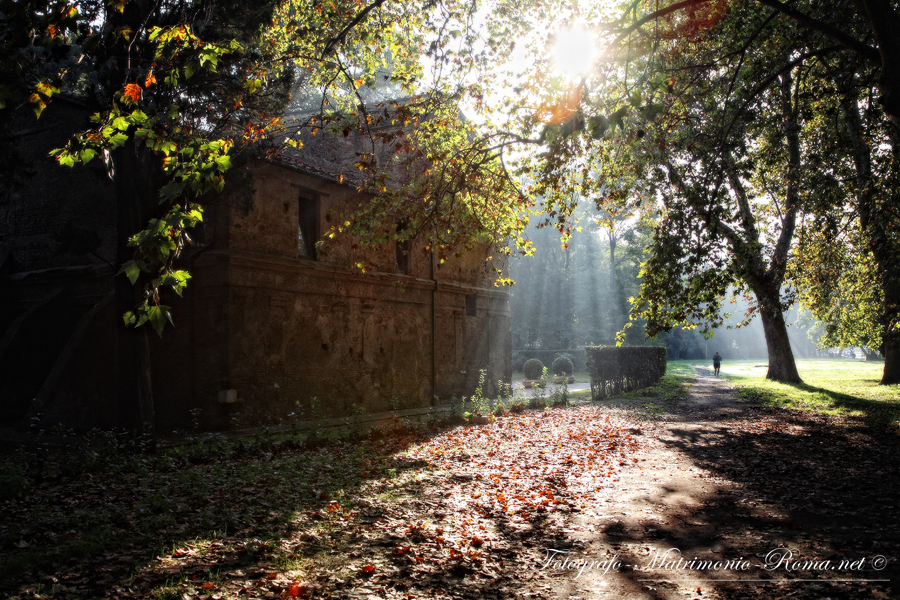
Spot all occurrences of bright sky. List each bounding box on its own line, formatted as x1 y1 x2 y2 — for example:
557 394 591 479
553 27 598 78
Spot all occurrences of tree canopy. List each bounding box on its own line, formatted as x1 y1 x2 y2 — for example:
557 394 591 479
471 0 900 383
5 0 900 387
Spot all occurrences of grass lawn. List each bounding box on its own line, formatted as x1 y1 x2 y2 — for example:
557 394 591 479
679 358 900 427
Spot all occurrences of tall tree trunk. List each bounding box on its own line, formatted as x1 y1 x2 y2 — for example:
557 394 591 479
881 282 900 383
606 228 628 336
753 72 802 384
878 61 900 383
839 82 900 384
755 290 802 383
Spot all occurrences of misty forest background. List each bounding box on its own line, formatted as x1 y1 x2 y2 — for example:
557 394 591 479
509 212 822 369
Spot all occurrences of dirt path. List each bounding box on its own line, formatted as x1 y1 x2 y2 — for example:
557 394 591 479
542 369 899 600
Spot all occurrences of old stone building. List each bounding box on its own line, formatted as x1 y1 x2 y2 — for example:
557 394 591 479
0 100 511 433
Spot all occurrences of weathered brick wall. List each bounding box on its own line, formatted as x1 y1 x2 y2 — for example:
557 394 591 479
433 285 511 399
1 119 511 433
175 158 511 428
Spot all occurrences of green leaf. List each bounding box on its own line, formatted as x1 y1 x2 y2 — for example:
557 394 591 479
159 180 186 202
108 132 129 147
117 260 142 284
540 124 559 144
29 94 47 118
609 107 629 131
559 114 585 138
641 104 664 121
148 305 167 337
214 155 232 171
589 115 608 139
35 81 58 97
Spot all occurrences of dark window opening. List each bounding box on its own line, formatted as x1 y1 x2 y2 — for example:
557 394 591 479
396 240 410 274
395 221 410 274
298 194 320 259
465 294 477 317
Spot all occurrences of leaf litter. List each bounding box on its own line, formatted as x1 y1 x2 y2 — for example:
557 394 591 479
0 405 648 599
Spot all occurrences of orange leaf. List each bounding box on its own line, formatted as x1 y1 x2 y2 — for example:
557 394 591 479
361 564 375 574
124 83 142 103
287 582 308 597
201 582 214 590
144 72 157 87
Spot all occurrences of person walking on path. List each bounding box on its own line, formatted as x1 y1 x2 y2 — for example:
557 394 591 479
713 352 722 376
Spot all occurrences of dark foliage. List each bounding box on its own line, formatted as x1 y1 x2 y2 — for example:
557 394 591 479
585 346 667 400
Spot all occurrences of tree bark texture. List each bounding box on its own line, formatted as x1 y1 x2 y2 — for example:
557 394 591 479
755 286 802 383
880 282 900 384
840 84 900 384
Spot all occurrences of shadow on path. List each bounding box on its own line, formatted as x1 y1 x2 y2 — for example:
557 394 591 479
548 369 900 600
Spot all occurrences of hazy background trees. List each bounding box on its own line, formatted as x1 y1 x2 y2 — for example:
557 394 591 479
508 210 821 369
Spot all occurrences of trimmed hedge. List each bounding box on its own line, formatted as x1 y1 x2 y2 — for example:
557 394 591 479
514 349 587 371
585 346 667 400
551 356 574 375
523 358 545 380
